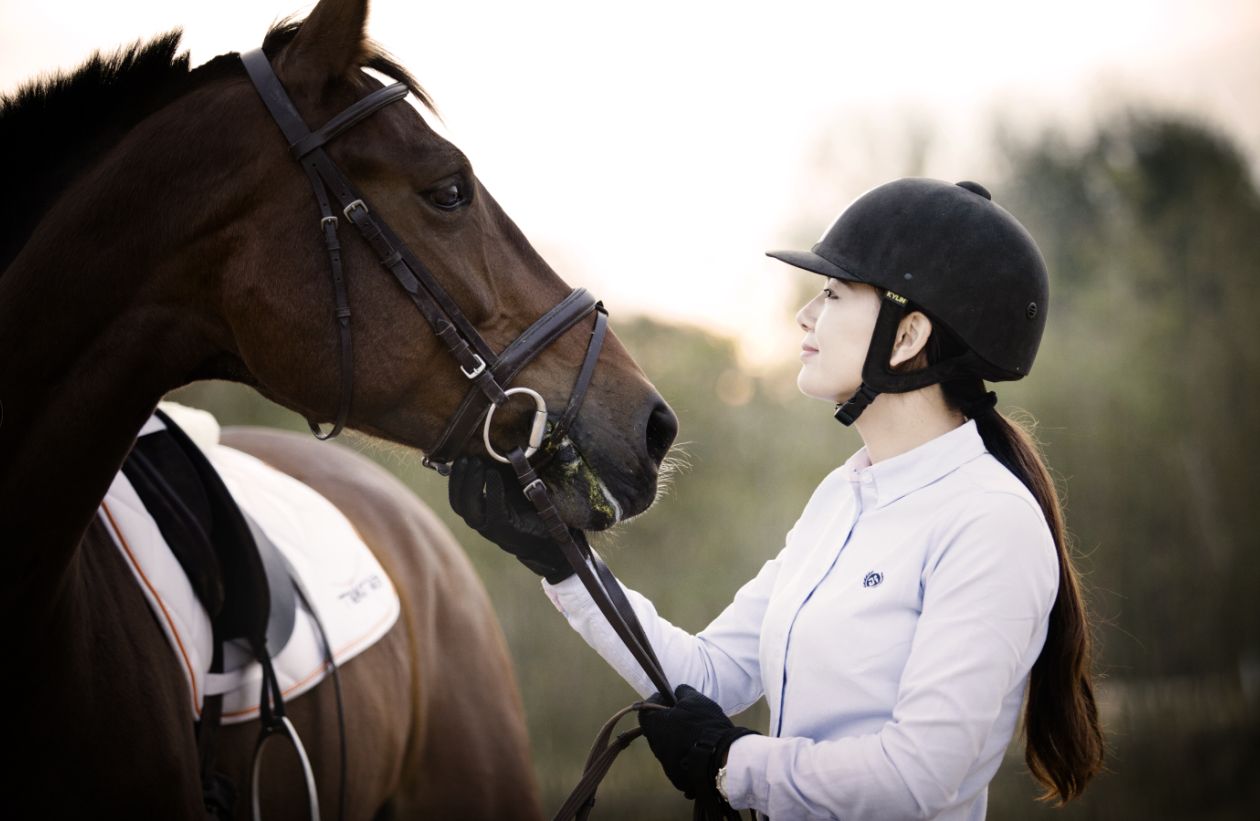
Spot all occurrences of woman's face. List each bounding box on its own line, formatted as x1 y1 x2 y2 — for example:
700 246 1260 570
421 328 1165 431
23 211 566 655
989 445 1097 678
795 277 881 402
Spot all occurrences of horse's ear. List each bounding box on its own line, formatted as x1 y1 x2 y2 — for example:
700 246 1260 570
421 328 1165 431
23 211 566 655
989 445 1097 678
276 0 369 88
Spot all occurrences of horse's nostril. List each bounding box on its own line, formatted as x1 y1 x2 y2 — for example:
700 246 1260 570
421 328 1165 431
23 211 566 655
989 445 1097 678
644 399 678 466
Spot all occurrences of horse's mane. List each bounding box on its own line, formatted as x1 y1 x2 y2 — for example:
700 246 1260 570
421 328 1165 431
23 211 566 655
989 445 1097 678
0 21 431 273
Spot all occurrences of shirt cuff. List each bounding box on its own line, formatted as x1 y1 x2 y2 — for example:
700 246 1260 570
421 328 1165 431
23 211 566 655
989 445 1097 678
541 573 592 619
720 733 774 812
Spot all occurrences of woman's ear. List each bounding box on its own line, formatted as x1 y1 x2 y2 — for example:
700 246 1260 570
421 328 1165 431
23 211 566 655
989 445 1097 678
888 310 933 368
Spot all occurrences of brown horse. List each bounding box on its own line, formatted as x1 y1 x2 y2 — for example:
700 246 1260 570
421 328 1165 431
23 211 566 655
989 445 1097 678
0 0 677 817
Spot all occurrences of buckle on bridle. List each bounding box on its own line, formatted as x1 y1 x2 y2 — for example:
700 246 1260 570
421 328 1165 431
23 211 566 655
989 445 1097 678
342 199 368 221
460 354 488 380
320 215 338 228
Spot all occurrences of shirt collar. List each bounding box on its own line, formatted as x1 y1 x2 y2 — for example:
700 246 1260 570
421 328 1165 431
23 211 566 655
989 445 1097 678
841 420 987 509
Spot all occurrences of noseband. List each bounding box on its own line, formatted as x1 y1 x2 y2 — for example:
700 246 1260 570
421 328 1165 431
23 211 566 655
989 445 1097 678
240 50 714 820
239 49 606 468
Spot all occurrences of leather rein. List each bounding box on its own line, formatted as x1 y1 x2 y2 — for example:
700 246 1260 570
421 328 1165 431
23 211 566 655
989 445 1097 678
239 49 698 819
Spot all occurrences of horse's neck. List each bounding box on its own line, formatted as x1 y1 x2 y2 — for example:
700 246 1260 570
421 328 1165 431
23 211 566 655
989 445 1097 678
0 203 209 612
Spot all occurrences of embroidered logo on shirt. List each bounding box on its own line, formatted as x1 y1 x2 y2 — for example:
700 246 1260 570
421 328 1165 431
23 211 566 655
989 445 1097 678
863 571 884 588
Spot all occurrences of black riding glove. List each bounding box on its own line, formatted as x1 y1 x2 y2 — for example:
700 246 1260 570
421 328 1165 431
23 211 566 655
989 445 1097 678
639 684 759 801
448 456 575 584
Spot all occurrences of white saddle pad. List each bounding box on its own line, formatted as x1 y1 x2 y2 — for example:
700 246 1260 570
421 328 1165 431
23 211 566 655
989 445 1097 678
97 406 400 724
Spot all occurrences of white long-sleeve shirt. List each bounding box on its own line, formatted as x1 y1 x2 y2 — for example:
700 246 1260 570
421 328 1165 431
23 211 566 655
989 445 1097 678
544 420 1059 820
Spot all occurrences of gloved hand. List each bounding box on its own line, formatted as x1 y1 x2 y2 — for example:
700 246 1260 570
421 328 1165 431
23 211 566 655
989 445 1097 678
639 684 759 801
448 456 575 583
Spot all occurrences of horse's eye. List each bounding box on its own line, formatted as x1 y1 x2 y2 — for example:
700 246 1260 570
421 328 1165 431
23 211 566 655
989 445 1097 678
426 179 469 211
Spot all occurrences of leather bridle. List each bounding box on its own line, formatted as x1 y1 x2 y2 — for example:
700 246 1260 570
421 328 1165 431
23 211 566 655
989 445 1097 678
240 48 605 463
240 48 717 820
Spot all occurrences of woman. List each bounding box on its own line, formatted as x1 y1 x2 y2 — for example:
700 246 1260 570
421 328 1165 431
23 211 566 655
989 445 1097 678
451 178 1104 819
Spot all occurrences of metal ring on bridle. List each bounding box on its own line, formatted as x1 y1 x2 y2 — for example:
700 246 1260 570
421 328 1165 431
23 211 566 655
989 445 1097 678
483 387 548 463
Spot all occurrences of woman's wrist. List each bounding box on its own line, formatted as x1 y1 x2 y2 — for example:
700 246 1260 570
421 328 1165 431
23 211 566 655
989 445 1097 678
713 729 757 804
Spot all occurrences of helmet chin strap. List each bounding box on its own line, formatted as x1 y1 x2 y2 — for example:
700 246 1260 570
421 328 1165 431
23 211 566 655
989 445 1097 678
833 291 994 426
833 292 906 426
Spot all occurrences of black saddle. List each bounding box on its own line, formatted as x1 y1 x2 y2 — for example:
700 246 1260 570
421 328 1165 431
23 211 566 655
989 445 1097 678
121 410 297 659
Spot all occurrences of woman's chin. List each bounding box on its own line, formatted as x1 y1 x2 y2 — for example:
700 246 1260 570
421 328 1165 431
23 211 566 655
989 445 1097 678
796 373 834 403
797 376 861 406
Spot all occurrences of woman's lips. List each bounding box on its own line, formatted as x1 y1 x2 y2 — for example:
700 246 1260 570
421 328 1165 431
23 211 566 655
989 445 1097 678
800 344 819 360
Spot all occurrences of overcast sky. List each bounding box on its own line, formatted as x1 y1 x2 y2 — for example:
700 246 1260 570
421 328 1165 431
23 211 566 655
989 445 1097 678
3 0 1258 367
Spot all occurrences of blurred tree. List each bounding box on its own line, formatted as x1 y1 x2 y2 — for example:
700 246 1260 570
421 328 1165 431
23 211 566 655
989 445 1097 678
981 112 1260 820
995 112 1260 681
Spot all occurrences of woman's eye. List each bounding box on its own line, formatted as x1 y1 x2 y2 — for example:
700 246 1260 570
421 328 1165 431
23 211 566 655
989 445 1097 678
426 179 469 211
822 287 837 300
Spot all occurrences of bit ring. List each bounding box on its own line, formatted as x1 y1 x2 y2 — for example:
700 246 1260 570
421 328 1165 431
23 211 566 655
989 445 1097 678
483 387 548 463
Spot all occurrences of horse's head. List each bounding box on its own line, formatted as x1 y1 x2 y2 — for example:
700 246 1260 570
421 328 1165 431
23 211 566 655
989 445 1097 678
146 0 676 528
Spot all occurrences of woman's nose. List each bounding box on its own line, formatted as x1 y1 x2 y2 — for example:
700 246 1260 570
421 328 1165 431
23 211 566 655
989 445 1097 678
796 302 815 331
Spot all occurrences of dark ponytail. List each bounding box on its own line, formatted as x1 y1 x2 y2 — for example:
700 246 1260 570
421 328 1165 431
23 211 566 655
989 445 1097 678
922 325 1105 803
946 380 1104 802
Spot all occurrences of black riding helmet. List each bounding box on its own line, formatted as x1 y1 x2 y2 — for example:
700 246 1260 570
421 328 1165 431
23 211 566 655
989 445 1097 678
767 177 1049 425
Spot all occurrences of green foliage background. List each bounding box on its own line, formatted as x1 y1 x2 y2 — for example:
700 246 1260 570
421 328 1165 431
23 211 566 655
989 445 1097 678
172 110 1260 819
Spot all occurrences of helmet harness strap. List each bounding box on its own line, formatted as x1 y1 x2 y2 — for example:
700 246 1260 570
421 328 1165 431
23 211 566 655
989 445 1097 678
833 291 908 426
834 290 1000 427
